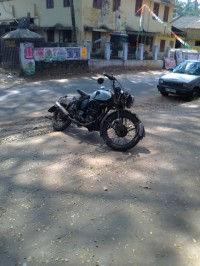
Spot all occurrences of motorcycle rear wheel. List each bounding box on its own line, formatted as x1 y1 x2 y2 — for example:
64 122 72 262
52 109 71 131
101 111 141 151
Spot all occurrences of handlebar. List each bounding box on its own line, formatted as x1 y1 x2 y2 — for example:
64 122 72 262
103 72 116 81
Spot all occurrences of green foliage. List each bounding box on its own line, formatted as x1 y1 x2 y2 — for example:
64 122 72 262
174 0 200 17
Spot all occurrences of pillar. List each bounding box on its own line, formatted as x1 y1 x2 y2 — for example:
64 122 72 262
86 40 92 60
123 42 128 61
152 44 159 60
104 42 111 60
136 43 144 60
165 46 171 58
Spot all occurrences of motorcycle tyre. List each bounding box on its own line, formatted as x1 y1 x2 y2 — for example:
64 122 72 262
52 109 71 131
101 111 141 151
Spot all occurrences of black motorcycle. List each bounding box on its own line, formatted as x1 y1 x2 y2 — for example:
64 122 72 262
48 72 145 151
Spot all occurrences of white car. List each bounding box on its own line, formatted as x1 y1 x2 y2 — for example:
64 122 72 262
157 60 200 101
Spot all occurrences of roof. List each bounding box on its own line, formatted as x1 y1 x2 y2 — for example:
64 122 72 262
172 16 200 29
2 28 43 39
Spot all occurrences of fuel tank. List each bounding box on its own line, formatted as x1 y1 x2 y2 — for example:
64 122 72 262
90 90 112 101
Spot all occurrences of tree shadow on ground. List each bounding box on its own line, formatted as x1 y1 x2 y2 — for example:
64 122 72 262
0 101 200 266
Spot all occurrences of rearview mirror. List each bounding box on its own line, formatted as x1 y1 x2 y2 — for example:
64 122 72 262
97 78 104 84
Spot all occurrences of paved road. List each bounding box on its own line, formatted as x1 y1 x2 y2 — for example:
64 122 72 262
0 71 200 266
0 70 172 123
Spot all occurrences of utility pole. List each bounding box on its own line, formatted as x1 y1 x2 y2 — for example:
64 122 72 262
70 0 77 44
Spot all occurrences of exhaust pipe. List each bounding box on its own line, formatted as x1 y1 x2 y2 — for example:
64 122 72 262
55 101 69 116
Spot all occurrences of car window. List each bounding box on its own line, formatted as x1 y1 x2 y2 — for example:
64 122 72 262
173 61 200 75
173 62 187 74
193 66 200 75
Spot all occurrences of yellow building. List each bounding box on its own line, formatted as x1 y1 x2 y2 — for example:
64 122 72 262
0 0 176 58
172 16 200 52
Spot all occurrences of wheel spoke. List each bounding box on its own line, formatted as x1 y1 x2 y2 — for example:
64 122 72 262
107 118 137 146
52 110 71 131
101 111 143 151
127 125 136 133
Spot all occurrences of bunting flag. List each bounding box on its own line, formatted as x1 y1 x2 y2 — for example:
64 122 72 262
136 5 145 48
136 4 190 49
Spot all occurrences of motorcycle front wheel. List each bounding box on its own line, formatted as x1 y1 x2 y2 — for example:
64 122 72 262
101 111 142 151
52 109 71 131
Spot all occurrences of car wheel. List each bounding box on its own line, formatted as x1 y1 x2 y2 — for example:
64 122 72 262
160 91 169 96
188 88 200 101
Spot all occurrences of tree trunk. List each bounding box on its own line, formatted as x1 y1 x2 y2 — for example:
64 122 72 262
70 0 77 44
194 0 198 9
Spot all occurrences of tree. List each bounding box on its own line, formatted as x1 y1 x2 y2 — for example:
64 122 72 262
174 0 200 17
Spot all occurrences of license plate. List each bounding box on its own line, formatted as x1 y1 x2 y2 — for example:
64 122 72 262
166 88 176 93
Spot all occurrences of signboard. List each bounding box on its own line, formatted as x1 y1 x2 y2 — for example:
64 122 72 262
57 48 67 61
81 47 87 59
185 54 199 60
34 47 88 61
20 43 35 75
34 48 44 61
164 57 176 70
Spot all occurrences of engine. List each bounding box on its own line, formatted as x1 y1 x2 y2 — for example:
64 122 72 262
66 98 102 124
84 100 101 122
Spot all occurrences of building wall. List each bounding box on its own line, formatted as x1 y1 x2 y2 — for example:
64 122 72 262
0 0 176 52
0 0 72 25
0 0 37 21
185 29 200 40
79 0 175 55
79 0 175 37
143 0 174 35
185 29 200 51
174 29 200 51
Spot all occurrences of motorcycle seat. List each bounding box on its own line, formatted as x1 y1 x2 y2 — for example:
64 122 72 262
77 89 89 98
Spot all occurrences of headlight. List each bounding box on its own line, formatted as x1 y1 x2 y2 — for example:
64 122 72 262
182 83 192 88
159 79 164 84
126 94 134 108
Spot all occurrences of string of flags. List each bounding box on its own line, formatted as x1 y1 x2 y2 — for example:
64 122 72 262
135 4 190 49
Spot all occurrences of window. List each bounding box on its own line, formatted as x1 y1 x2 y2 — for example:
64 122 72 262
160 40 165 52
113 0 121 11
93 0 102 9
135 0 143 17
62 30 72 43
163 6 169 22
153 2 159 18
47 30 54 42
92 31 101 52
145 36 153 46
63 0 70 7
46 0 54 9
195 40 200 46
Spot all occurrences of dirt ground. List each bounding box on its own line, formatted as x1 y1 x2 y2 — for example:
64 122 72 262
0 68 200 266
